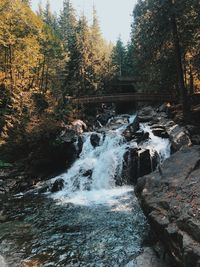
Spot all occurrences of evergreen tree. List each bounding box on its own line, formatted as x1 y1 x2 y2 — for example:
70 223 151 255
112 37 127 77
59 0 77 52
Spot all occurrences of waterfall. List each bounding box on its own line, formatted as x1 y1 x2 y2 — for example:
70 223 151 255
0 114 172 267
51 115 170 205
140 124 171 162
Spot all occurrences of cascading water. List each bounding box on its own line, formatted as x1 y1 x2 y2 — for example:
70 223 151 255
0 114 171 267
52 122 134 205
140 124 171 162
51 115 171 206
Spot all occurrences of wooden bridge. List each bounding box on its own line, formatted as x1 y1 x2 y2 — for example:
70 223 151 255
67 93 176 105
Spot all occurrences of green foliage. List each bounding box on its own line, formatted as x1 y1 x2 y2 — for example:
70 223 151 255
128 0 200 94
112 37 127 77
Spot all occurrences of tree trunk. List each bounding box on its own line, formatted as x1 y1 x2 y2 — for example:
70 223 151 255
169 0 190 118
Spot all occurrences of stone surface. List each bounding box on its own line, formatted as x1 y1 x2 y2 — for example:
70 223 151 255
138 106 157 122
96 113 113 126
167 124 191 152
122 116 140 141
51 178 64 193
135 146 200 267
134 247 169 267
122 148 158 185
90 133 101 148
152 128 169 139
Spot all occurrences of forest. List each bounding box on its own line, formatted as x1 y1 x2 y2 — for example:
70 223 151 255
0 0 200 158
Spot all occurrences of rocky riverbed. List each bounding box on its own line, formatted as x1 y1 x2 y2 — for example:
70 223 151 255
0 104 200 266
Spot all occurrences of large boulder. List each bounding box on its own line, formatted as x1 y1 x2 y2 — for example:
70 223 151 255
135 146 200 267
122 148 158 185
138 107 157 123
151 126 169 139
167 124 191 152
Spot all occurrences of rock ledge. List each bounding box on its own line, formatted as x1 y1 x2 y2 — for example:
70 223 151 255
135 146 200 267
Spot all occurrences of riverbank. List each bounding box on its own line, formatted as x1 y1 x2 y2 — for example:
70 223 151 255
134 104 200 266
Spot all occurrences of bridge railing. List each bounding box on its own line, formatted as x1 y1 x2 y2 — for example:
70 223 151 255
67 93 176 104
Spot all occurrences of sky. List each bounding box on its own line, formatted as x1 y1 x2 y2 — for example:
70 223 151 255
31 0 137 44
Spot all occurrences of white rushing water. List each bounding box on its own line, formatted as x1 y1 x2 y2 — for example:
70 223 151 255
140 123 171 162
51 115 171 206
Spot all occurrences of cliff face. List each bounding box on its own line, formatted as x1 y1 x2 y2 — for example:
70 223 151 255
135 146 200 267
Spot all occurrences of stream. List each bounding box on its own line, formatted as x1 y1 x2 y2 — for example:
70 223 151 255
0 114 171 267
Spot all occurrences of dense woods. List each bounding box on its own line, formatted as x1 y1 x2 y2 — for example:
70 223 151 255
0 0 114 152
113 0 200 110
0 0 200 154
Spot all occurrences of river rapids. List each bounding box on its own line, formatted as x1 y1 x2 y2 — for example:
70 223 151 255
0 114 171 267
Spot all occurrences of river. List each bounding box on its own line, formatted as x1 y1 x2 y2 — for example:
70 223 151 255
0 114 171 267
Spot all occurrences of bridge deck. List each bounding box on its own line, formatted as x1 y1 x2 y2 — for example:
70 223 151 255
69 93 176 104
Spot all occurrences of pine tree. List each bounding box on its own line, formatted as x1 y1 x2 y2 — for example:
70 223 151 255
59 0 77 52
112 37 127 77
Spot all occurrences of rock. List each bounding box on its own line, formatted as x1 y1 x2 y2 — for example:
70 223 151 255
167 124 191 152
51 178 64 193
152 128 169 139
138 107 157 122
122 148 159 185
191 135 200 145
71 120 87 134
185 125 200 135
157 103 171 113
90 133 101 148
77 136 83 155
135 130 150 143
135 146 200 267
82 169 93 177
96 113 113 126
138 149 158 177
60 128 77 143
122 116 140 141
107 115 130 126
134 247 169 267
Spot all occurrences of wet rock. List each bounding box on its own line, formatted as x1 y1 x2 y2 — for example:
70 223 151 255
135 130 150 143
167 124 191 152
191 135 200 145
122 148 138 185
37 183 50 194
122 116 140 141
138 107 157 122
90 133 101 148
96 113 113 126
135 146 200 267
138 149 158 177
82 169 93 178
122 148 158 185
108 114 130 127
134 247 169 267
51 178 64 193
152 128 169 139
